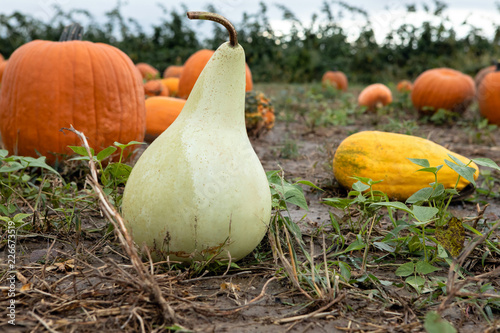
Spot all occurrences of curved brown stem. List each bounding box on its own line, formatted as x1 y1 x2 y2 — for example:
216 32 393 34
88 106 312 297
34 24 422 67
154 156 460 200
187 11 238 47
59 23 84 41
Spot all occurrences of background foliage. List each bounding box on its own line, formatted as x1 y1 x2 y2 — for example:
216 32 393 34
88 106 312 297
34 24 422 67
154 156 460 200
0 0 498 84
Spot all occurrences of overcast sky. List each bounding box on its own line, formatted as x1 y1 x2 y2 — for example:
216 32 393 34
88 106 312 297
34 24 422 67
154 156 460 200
1 1 498 42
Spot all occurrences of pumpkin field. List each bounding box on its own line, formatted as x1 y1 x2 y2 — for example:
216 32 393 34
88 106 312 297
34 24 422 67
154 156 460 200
1 2 500 332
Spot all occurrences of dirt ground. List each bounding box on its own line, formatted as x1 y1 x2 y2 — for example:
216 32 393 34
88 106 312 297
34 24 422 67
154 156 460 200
1 84 500 332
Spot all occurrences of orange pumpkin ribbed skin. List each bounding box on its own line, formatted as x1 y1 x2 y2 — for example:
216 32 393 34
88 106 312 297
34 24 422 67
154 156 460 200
396 80 413 93
358 83 392 112
321 71 348 91
332 131 479 201
145 96 185 141
0 60 8 84
477 66 500 125
177 49 253 99
136 62 160 81
163 65 184 78
0 40 146 164
411 68 475 114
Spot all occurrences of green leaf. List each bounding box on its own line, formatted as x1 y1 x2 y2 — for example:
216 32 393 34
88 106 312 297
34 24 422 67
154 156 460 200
337 262 351 281
472 157 500 171
373 241 395 253
406 187 434 204
322 197 353 209
343 239 365 253
114 141 145 150
0 149 8 158
405 276 425 290
13 213 32 223
96 146 118 161
430 184 445 198
408 158 430 168
296 180 323 191
370 201 413 215
68 145 94 157
352 181 370 192
412 205 438 222
283 185 308 211
23 156 60 175
0 162 25 173
444 160 476 187
416 166 442 174
415 261 441 275
447 154 466 167
102 163 132 186
395 262 415 277
424 311 456 333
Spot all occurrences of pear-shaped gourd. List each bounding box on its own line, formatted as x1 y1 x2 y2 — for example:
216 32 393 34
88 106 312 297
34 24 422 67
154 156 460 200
122 12 271 262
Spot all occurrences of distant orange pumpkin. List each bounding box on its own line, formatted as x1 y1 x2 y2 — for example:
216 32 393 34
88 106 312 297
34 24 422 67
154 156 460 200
136 62 160 81
411 68 475 114
358 83 393 112
145 96 185 142
144 79 169 97
163 65 184 78
396 80 413 93
161 77 179 97
321 71 348 91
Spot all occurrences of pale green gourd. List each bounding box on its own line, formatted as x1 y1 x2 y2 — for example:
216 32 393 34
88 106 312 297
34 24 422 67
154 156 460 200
121 12 271 262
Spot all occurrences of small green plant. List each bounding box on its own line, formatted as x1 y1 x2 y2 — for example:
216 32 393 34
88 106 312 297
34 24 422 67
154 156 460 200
68 141 144 207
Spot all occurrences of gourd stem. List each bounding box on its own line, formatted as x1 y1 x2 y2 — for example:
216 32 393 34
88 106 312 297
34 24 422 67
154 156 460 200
496 59 500 72
59 23 84 41
187 11 237 47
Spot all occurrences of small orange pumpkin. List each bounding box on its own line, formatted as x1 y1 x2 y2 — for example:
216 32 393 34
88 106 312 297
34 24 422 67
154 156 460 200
358 83 392 112
477 62 500 125
161 77 179 97
177 49 253 99
163 65 184 78
145 96 185 142
321 71 348 91
396 80 413 93
144 79 169 97
136 62 160 81
0 23 146 164
411 68 475 114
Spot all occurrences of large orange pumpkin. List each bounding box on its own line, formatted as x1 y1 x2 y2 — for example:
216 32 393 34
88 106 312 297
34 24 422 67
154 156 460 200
163 65 184 78
177 49 253 99
321 71 348 91
145 96 185 142
477 63 500 125
411 68 475 114
358 83 392 112
136 62 160 81
0 23 146 164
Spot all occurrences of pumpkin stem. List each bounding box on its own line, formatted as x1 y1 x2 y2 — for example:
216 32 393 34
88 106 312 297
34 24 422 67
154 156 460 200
59 23 84 42
187 11 237 47
496 60 500 72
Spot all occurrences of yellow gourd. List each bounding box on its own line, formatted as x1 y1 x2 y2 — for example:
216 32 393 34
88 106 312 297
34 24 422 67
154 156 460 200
332 131 479 200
